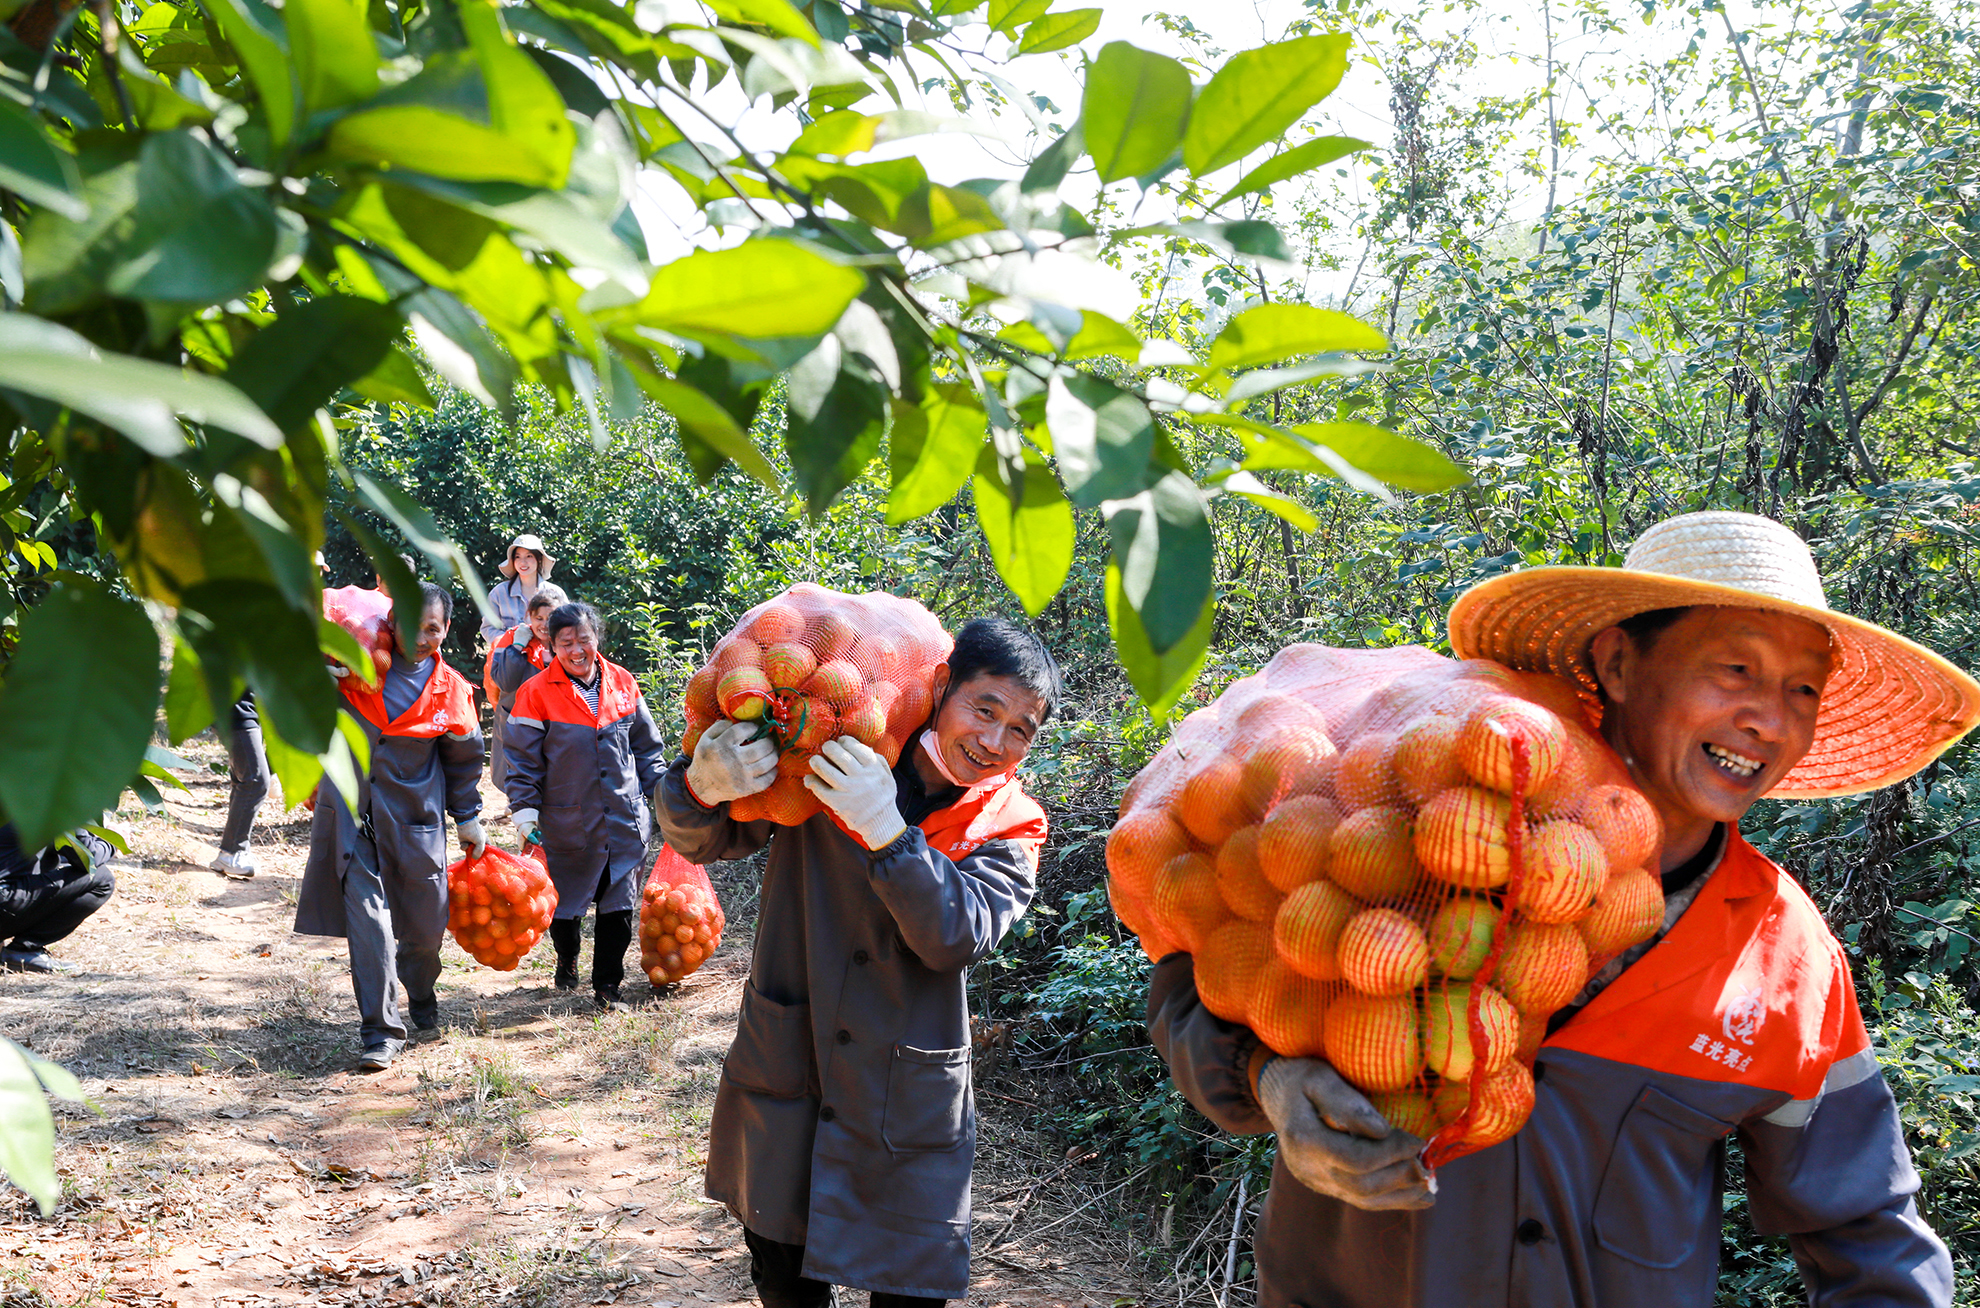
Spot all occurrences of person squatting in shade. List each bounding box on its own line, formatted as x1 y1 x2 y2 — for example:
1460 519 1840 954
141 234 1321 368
485 582 568 795
296 581 487 1072
655 618 1058 1308
0 824 114 974
1149 511 1980 1308
502 602 668 1011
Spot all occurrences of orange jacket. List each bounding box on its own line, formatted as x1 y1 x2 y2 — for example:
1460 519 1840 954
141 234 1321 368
1151 829 1949 1307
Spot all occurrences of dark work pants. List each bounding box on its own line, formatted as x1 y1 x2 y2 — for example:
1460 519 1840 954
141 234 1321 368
220 693 271 853
0 851 114 950
342 841 445 1047
742 1228 945 1308
548 910 632 992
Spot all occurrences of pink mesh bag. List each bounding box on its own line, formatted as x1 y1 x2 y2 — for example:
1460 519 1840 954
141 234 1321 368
684 584 953 826
1108 646 1665 1167
323 584 394 677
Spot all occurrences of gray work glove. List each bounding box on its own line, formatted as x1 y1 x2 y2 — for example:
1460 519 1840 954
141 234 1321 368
456 817 488 860
510 808 542 848
1257 1057 1434 1211
685 718 778 806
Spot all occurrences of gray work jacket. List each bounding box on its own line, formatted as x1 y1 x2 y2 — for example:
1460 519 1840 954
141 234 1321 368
1149 829 1951 1307
503 656 667 918
296 660 484 937
655 741 1046 1299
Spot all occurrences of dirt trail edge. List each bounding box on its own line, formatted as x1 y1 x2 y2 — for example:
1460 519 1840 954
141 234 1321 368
0 732 1146 1307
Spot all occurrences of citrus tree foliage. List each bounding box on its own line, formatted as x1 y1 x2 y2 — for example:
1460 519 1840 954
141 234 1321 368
0 0 1466 848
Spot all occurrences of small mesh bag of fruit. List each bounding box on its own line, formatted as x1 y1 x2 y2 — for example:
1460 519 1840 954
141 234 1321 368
1107 644 1665 1167
683 583 954 826
324 584 395 678
446 847 559 971
639 844 726 986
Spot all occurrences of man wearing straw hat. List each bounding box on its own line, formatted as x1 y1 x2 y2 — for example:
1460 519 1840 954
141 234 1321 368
1150 511 1979 1307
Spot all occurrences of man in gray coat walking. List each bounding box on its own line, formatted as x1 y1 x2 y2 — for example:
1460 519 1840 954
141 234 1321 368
297 582 487 1071
656 617 1058 1307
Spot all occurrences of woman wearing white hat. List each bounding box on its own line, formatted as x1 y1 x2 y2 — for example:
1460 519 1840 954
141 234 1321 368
482 535 558 647
1151 510 1979 1308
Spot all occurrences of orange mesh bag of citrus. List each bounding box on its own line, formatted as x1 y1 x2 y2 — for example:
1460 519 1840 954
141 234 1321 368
1107 646 1664 1166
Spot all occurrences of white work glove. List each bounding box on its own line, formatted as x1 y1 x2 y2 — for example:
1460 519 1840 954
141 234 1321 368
1257 1057 1433 1211
510 807 542 848
329 662 352 679
805 738 906 851
456 817 487 860
685 718 778 806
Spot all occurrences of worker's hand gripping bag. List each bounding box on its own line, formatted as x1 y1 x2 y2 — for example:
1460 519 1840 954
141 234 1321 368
683 583 954 825
639 845 726 986
323 585 394 677
447 848 558 971
1108 646 1665 1166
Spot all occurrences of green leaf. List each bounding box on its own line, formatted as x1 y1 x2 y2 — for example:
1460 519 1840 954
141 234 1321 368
180 580 339 753
1017 8 1100 54
404 288 516 420
349 472 496 631
987 0 1049 36
637 239 864 339
1103 470 1212 652
631 370 779 488
705 0 821 47
1207 303 1387 372
0 312 282 453
0 583 160 848
1220 469 1318 531
164 636 215 744
318 615 374 686
257 709 326 813
460 0 578 189
0 101 85 220
1019 120 1083 193
1115 218 1292 262
1081 42 1193 184
348 346 435 409
1287 422 1470 493
1046 373 1153 509
1106 560 1211 721
0 1039 62 1215
225 297 404 433
200 0 295 149
104 132 279 304
888 383 987 523
287 0 380 115
1183 33 1351 177
1209 134 1370 209
786 361 887 517
1221 356 1382 408
329 106 562 188
971 445 1073 616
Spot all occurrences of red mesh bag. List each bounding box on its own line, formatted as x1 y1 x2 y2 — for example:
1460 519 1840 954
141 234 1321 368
324 585 394 677
639 845 726 985
1108 646 1665 1167
446 847 558 971
685 583 953 826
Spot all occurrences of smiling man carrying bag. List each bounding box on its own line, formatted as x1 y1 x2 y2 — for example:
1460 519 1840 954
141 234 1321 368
1150 511 1980 1307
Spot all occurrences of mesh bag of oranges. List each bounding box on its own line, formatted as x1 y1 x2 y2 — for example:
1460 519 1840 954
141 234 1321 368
1108 645 1665 1166
639 845 727 986
446 847 558 971
683 583 953 826
324 584 394 678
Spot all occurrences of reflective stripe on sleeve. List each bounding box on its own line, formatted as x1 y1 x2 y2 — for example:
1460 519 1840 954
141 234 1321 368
507 715 545 731
1760 1048 1882 1127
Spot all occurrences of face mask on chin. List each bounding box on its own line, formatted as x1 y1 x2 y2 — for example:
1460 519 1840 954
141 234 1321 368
920 729 1015 791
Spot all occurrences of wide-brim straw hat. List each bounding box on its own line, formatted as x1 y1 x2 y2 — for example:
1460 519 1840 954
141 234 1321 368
1448 510 1980 799
499 534 557 579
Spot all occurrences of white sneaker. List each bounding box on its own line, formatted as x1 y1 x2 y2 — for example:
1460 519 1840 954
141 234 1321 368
210 850 258 879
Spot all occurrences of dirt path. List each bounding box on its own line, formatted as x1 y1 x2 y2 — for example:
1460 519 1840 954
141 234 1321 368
0 732 1146 1307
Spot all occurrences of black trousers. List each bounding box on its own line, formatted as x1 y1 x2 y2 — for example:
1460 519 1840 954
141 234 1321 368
548 909 632 991
743 1227 946 1308
220 693 271 853
0 848 114 950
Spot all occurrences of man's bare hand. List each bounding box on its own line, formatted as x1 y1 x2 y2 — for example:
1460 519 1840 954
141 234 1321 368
1258 1057 1434 1211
